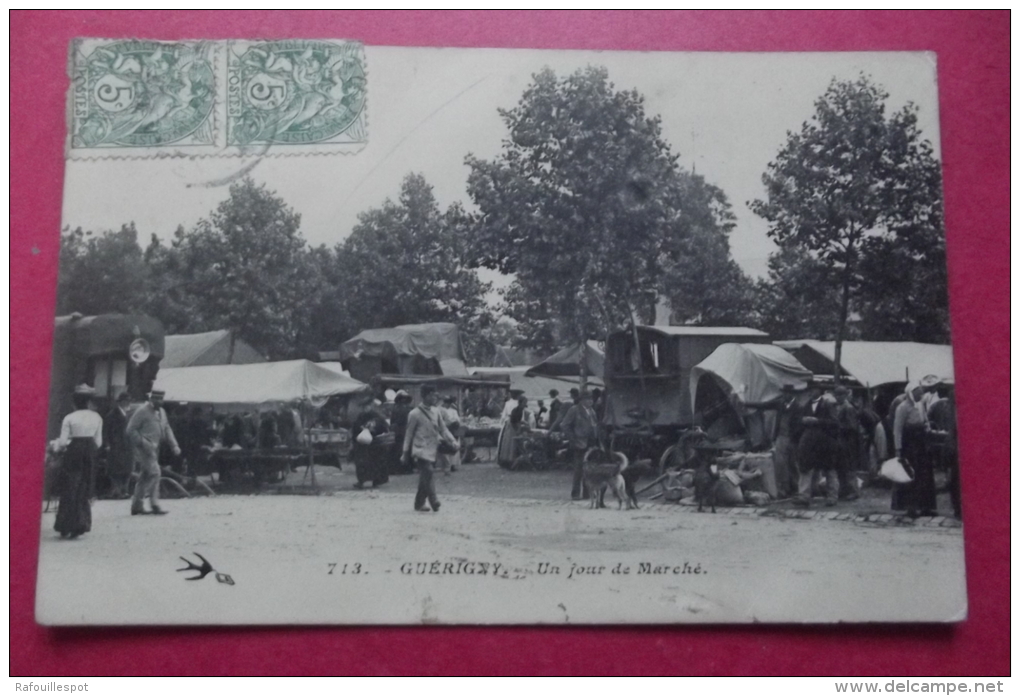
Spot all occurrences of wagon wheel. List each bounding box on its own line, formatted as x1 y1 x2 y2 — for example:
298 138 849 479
656 438 697 477
657 444 684 477
657 432 702 477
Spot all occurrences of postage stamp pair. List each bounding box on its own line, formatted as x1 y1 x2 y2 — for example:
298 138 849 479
67 38 367 158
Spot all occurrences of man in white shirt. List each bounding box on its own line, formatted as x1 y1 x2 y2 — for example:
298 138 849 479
401 386 456 512
126 390 180 516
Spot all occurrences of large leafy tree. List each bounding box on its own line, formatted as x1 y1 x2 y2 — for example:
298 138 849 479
750 76 947 379
466 66 752 365
329 173 492 352
56 223 149 315
149 178 316 360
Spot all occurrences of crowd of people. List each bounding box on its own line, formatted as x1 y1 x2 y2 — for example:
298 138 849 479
47 371 960 541
495 387 607 500
770 375 959 518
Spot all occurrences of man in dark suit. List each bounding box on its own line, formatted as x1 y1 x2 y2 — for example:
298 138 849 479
103 392 132 498
552 391 601 500
794 386 841 507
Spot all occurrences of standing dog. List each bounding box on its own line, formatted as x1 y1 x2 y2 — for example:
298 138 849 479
693 461 720 513
618 459 655 509
583 450 634 510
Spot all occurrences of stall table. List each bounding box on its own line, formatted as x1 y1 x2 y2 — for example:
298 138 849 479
199 448 309 486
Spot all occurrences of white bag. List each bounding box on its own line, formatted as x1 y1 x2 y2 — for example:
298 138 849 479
356 428 374 445
879 457 914 484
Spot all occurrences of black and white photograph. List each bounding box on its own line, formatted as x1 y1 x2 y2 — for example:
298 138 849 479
37 44 965 625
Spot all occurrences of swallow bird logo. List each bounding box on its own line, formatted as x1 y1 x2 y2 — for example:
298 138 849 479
177 552 234 585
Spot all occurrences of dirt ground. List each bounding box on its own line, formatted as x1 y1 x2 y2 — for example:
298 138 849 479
36 459 967 626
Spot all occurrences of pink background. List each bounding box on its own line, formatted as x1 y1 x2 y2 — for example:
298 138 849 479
11 11 1009 676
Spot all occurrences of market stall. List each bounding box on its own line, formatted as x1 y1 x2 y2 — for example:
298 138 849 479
690 342 812 448
372 373 511 462
774 339 954 414
153 359 368 486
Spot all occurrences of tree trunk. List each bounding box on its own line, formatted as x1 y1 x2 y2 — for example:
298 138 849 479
579 343 588 392
833 266 852 386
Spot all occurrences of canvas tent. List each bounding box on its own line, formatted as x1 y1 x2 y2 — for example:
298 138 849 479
690 343 813 447
690 343 813 411
339 323 469 381
153 359 367 408
524 341 605 379
162 330 265 368
773 340 954 387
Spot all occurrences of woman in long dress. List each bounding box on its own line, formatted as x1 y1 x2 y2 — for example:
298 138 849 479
55 385 103 539
892 381 937 517
351 409 390 488
495 393 521 468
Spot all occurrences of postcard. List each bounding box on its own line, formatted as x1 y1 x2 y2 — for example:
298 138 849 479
37 43 965 625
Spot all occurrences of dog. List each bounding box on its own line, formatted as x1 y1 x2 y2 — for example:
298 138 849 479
693 461 720 513
583 450 634 510
617 459 655 509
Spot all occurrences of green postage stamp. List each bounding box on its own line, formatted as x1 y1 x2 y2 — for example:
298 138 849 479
67 38 367 158
226 40 367 149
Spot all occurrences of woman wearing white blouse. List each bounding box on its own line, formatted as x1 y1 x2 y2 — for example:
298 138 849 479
54 385 103 539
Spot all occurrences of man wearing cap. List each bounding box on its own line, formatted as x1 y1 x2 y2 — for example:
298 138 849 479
551 390 601 500
402 385 457 512
102 392 133 498
126 390 180 515
770 384 805 498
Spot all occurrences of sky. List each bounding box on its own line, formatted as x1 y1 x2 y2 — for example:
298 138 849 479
63 47 942 289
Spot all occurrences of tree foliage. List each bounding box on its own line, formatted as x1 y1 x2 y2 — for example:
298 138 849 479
59 180 319 360
155 179 316 359
56 223 149 316
467 66 752 351
56 175 494 362
328 173 493 355
751 76 948 369
753 246 845 341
